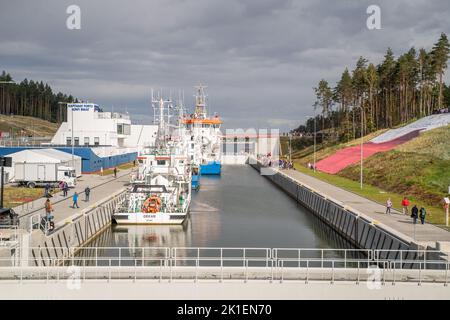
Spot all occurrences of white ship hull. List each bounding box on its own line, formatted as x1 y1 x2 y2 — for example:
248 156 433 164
112 211 188 225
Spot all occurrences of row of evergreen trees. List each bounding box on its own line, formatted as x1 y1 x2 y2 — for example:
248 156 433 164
298 33 450 142
0 71 77 123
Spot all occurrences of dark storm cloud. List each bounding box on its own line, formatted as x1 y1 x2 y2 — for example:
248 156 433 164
1 0 449 130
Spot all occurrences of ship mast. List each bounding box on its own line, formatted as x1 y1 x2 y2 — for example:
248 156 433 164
194 84 207 119
151 88 172 148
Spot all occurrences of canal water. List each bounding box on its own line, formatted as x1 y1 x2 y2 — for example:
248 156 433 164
85 165 355 251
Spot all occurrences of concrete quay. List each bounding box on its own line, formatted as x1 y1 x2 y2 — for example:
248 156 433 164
283 168 450 246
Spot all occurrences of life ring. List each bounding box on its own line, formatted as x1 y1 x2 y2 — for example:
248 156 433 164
142 196 161 213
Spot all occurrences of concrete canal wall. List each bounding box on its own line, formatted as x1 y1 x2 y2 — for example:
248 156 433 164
249 162 437 260
23 190 127 266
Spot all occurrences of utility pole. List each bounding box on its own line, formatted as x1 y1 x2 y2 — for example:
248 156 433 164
0 157 12 208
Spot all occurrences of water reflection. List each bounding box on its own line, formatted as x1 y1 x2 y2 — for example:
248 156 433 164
81 165 359 263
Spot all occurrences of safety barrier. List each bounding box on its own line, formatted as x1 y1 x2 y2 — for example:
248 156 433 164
0 247 449 284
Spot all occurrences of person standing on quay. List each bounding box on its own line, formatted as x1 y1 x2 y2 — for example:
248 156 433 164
84 186 91 202
113 167 117 178
72 192 80 208
62 181 69 197
401 197 410 215
386 198 392 215
411 205 419 224
419 207 427 225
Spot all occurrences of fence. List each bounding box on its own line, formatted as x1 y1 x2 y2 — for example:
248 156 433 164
0 247 448 284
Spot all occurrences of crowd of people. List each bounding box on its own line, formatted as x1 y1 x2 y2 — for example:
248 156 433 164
278 159 294 170
386 196 427 224
257 153 294 170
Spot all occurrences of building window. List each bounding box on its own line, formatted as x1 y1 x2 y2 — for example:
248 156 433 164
66 137 71 146
117 123 131 135
84 137 89 146
74 137 79 146
94 137 100 146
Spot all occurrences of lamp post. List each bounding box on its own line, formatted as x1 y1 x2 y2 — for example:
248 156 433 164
305 115 316 172
288 132 292 164
352 106 364 189
58 102 74 161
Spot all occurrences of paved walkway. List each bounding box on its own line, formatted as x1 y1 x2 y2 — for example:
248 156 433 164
281 168 450 245
14 168 136 226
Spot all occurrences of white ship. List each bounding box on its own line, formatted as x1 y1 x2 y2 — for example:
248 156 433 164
112 94 191 225
182 85 222 175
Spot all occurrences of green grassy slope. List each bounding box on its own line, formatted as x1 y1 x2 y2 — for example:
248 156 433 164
292 125 450 226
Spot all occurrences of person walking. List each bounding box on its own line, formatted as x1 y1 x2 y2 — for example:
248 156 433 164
44 199 54 219
386 198 392 215
419 207 427 225
44 199 54 231
72 192 80 208
62 181 69 197
113 167 117 178
44 183 51 198
411 205 419 224
84 186 91 202
401 197 410 215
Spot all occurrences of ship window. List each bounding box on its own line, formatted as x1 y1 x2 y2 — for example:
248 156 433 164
74 137 79 146
66 137 71 146
157 160 166 165
94 137 99 146
84 137 89 146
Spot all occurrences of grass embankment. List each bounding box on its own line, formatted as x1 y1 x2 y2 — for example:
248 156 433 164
0 114 59 137
3 187 45 208
292 125 450 226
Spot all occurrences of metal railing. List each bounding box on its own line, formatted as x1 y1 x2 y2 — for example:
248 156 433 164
0 247 449 284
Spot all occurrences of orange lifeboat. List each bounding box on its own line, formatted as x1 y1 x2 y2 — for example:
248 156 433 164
141 196 161 213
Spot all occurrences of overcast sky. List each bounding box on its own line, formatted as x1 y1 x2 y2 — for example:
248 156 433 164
1 0 449 131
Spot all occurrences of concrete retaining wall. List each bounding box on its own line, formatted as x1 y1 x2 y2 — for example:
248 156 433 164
249 162 438 263
26 190 127 266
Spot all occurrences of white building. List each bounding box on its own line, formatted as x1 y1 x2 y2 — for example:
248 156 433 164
51 103 158 152
3 148 82 182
